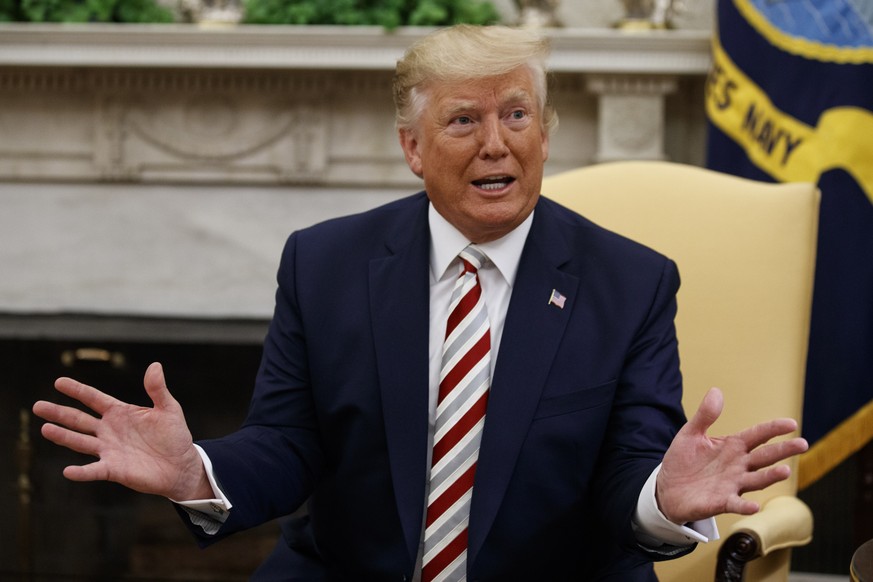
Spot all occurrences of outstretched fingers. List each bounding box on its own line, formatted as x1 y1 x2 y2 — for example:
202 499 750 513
684 387 724 437
51 376 120 417
736 417 801 450
32 398 104 461
735 435 808 497
33 362 201 497
40 421 102 459
732 421 808 499
142 362 178 412
740 464 792 495
724 494 761 516
63 460 111 483
32 399 100 435
747 435 809 471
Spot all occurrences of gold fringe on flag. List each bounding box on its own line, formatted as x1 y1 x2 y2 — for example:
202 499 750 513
798 397 873 491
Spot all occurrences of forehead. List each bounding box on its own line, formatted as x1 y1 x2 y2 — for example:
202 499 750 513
425 68 537 111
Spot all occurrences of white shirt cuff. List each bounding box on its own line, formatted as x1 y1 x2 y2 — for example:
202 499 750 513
172 444 232 534
633 464 719 548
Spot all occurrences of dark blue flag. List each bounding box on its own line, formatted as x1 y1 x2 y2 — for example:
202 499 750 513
705 0 873 489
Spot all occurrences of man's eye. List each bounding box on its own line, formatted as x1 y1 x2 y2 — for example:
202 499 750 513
455 116 472 125
510 110 526 120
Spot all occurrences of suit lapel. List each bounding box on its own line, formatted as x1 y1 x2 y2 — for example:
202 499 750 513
368 196 431 563
468 200 580 564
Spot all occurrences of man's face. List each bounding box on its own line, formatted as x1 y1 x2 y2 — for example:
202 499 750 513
398 67 550 243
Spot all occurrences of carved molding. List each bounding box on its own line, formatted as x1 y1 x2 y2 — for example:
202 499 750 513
94 97 132 180
586 73 679 162
0 68 391 94
0 68 386 185
586 74 679 96
119 95 328 183
0 26 710 185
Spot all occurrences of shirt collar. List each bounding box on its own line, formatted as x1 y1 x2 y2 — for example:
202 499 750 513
428 202 534 287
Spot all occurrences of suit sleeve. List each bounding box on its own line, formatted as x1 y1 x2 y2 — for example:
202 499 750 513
187 232 324 544
590 256 692 560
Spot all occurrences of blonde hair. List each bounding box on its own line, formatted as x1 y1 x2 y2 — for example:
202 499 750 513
393 24 558 134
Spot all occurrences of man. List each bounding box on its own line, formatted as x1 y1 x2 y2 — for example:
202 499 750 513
33 25 807 581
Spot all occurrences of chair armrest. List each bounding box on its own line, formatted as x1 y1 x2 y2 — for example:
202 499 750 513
730 495 813 556
715 496 813 582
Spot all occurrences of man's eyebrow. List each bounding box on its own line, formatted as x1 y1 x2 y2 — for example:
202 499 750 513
501 88 535 106
442 90 534 116
442 100 478 117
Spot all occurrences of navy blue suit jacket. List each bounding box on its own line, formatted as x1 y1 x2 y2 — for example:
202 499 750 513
192 192 690 580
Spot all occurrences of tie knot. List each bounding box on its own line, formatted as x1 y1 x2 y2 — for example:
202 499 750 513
459 244 486 272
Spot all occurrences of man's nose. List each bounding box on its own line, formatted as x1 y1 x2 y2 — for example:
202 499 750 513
478 117 510 159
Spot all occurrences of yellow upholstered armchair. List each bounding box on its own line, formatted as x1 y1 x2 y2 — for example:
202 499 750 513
542 161 819 582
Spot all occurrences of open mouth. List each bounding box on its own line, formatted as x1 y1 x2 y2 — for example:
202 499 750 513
472 176 516 191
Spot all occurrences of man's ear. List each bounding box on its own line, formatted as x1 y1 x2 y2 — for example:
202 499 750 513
541 129 550 164
398 128 423 179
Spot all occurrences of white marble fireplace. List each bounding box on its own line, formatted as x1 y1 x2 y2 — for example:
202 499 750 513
0 24 711 335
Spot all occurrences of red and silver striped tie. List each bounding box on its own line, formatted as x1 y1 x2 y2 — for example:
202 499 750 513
422 245 491 582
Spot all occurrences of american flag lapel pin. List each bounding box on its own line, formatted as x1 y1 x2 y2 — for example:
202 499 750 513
548 289 566 309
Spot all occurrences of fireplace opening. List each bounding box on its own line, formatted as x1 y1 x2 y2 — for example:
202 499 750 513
1 326 284 581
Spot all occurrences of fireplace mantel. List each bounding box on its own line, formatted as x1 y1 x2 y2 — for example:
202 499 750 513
0 23 710 73
0 24 712 326
0 24 711 188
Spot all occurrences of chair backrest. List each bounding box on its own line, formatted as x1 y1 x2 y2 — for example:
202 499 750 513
542 161 820 581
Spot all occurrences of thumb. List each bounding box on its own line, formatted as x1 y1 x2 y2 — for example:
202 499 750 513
143 362 177 410
684 387 724 437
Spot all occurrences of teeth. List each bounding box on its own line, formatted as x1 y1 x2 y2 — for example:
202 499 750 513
480 181 508 191
475 176 512 190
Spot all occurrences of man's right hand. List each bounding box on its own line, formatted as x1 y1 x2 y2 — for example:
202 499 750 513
32 361 213 502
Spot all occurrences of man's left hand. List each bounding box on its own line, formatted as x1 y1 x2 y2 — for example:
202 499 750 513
656 387 809 524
